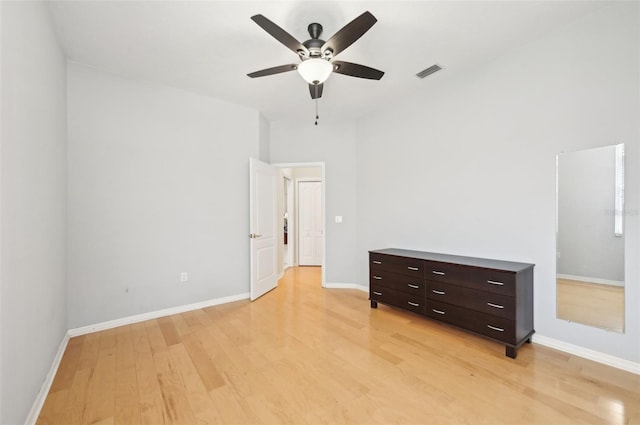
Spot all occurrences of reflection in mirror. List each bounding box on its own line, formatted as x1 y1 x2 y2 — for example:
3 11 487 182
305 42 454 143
556 144 625 333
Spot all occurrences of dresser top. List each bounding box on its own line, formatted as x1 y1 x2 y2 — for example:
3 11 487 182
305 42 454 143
369 248 534 272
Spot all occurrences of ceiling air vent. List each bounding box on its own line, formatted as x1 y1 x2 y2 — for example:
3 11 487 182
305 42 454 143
416 64 442 79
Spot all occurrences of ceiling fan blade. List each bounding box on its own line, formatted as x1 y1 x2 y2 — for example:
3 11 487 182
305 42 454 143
309 83 324 99
251 14 309 57
321 11 377 57
247 64 297 78
332 61 384 80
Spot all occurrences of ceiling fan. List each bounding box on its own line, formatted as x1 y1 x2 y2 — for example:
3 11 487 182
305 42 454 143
247 11 384 100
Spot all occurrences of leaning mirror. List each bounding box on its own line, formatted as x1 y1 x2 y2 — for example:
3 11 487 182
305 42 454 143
556 144 625 332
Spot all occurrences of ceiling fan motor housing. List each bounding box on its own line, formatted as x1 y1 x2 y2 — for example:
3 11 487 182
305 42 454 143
302 23 333 59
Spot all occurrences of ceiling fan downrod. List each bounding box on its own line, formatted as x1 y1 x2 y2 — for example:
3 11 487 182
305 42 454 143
308 23 322 40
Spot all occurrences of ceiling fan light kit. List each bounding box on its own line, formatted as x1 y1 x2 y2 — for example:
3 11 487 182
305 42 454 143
248 11 384 101
297 58 333 85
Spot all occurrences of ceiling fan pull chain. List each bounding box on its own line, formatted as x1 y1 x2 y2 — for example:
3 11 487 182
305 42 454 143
315 100 319 125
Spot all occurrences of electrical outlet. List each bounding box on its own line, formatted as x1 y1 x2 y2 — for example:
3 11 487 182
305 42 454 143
180 272 188 282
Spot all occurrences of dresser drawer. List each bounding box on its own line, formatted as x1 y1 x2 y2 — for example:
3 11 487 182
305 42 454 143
370 284 425 315
426 300 516 344
426 281 515 319
370 253 424 278
464 268 516 297
425 260 516 296
370 270 425 296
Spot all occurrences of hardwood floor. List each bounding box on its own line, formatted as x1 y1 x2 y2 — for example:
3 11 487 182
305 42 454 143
557 278 624 333
37 267 639 424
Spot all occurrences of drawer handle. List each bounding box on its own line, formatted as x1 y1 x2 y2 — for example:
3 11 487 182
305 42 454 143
408 301 420 307
487 280 504 286
373 276 382 280
487 325 504 332
432 309 445 315
407 284 420 289
373 291 382 296
487 302 504 309
373 260 382 264
432 271 445 276
432 290 445 295
407 266 419 271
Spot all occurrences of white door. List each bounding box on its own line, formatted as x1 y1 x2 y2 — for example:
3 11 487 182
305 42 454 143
298 181 323 266
249 158 278 300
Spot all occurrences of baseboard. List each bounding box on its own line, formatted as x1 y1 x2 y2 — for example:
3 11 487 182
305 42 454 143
24 332 70 425
532 334 640 375
324 282 369 292
68 292 250 337
556 274 624 287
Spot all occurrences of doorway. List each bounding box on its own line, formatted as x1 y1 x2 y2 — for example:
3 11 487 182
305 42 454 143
274 162 326 287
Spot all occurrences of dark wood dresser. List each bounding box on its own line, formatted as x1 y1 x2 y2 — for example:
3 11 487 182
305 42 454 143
369 248 534 358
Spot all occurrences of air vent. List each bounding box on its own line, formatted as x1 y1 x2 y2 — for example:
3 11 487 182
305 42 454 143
416 64 442 79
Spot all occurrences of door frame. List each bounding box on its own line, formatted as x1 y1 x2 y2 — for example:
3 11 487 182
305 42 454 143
272 162 326 288
284 176 294 269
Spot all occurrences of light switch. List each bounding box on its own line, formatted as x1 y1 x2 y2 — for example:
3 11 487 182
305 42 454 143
334 216 343 224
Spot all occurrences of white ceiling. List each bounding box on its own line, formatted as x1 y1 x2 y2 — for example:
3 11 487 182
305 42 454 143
47 1 607 122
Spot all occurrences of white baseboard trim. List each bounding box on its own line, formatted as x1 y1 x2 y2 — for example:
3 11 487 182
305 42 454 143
533 334 640 375
25 332 71 425
68 292 250 337
324 282 369 292
556 274 624 287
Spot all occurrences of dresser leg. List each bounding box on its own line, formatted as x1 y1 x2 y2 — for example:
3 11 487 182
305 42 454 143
370 300 378 308
526 338 532 344
506 346 517 359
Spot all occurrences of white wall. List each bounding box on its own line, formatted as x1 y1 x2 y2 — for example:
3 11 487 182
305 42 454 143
67 63 261 328
0 2 68 423
270 121 358 285
356 3 639 362
258 114 270 163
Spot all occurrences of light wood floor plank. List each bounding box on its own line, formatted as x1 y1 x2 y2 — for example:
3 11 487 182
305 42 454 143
76 332 101 371
167 343 223 424
114 325 141 425
170 313 192 339
37 266 639 424
85 328 117 425
131 322 166 425
181 330 226 391
152 349 197 424
156 316 181 347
